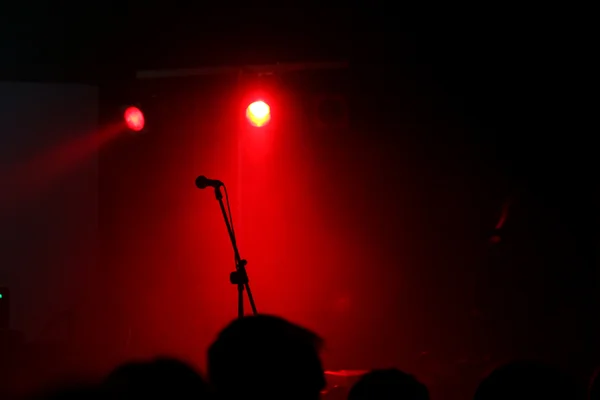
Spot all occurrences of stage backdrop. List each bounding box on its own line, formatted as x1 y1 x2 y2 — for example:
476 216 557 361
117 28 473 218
98 70 507 370
99 66 590 374
0 81 99 344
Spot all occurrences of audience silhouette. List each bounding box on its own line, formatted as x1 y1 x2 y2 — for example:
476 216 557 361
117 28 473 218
103 357 209 399
29 384 102 400
207 314 325 400
348 369 429 400
5 315 595 400
473 361 581 400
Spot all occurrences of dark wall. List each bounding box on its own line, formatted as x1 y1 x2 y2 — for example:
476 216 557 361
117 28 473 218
0 81 100 357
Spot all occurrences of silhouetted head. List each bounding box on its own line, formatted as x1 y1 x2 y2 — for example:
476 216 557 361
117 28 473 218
473 361 578 400
348 369 429 400
103 357 209 399
207 315 325 400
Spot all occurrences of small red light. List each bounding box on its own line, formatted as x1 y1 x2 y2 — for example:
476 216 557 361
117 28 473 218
246 101 271 127
124 106 145 131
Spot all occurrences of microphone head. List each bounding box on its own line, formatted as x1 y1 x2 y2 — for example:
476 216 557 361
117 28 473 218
195 175 209 189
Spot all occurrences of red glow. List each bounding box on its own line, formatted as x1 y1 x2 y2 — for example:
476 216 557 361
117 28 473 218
124 106 145 131
0 123 123 216
246 101 271 127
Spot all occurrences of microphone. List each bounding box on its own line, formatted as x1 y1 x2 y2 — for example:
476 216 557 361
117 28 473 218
195 175 224 189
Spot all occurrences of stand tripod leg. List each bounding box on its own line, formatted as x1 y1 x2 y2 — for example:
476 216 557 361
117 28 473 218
244 283 258 315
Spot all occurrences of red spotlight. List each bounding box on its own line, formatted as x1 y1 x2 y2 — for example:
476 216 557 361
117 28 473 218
124 106 145 132
246 101 271 127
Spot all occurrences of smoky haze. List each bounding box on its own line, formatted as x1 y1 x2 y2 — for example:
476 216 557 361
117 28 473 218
0 82 100 351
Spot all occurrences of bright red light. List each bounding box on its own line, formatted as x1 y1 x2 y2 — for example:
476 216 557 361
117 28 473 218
246 101 271 127
124 106 145 131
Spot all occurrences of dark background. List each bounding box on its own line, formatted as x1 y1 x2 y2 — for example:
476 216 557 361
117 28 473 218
0 82 99 339
1 2 596 392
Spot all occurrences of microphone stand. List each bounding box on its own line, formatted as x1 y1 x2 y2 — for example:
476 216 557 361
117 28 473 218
213 186 258 319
